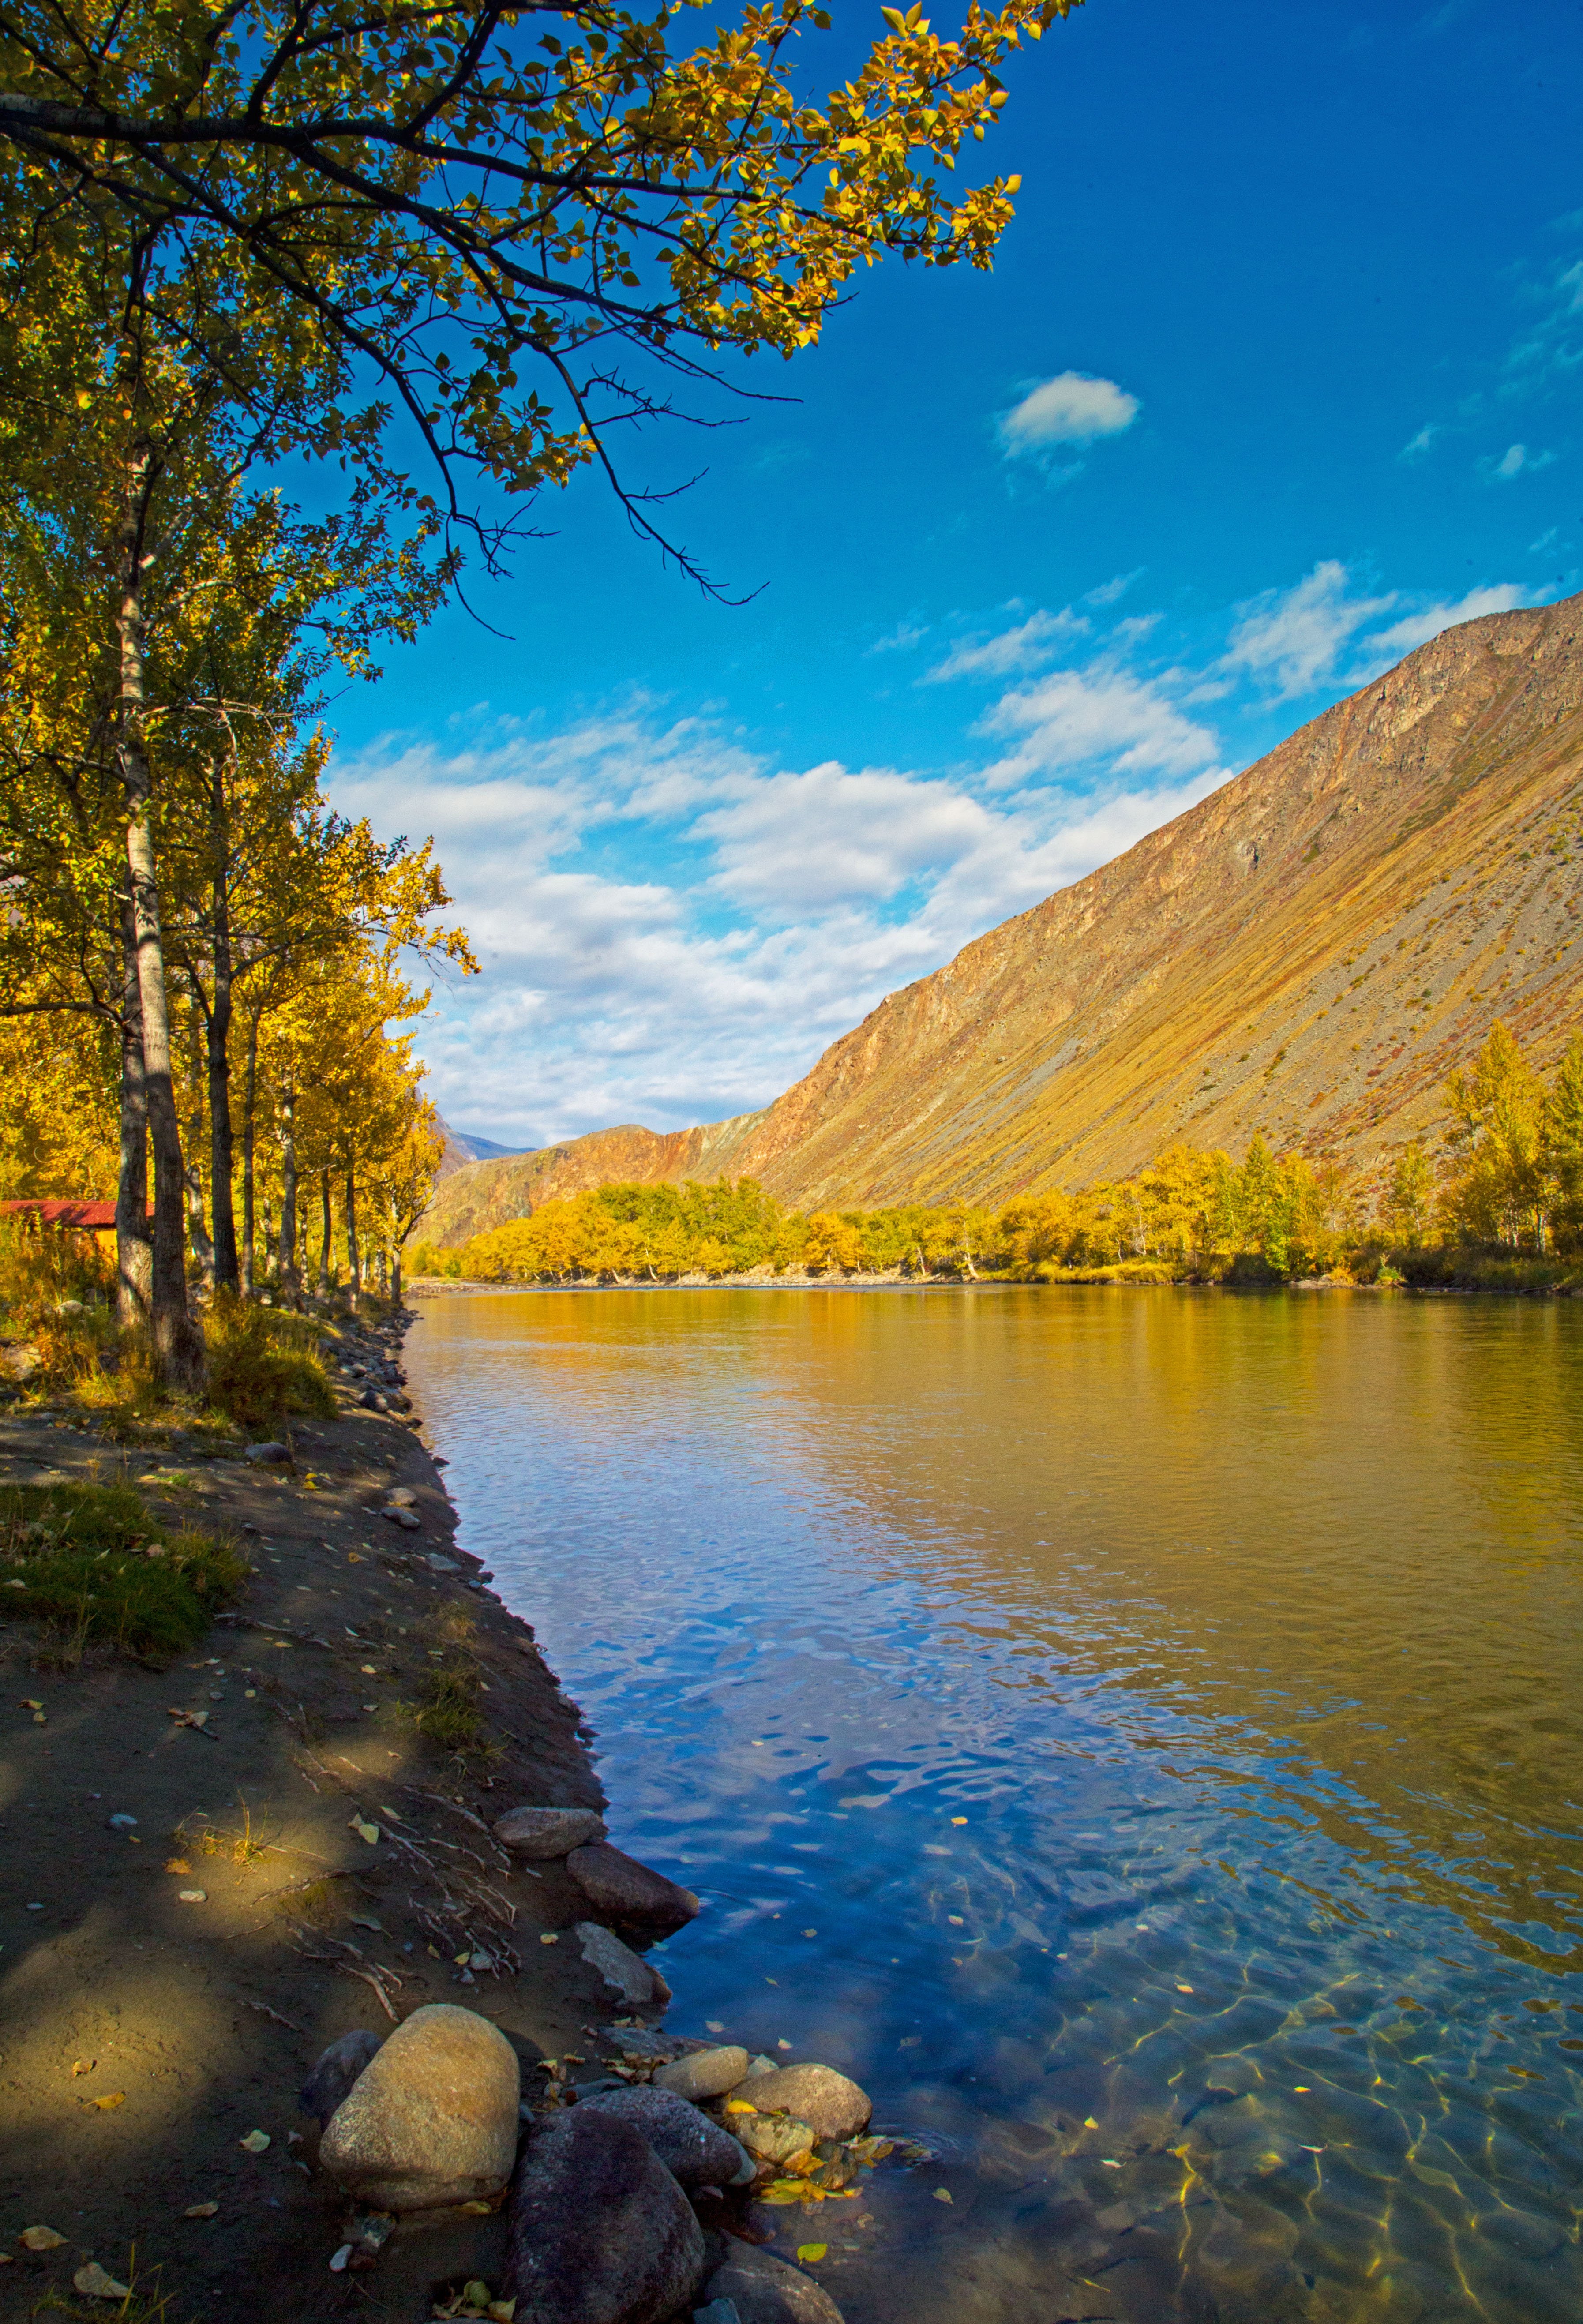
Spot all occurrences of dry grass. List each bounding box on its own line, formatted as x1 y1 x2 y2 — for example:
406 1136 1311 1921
201 1293 335 1434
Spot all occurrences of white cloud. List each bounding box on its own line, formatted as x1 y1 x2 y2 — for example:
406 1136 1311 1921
925 606 1086 682
868 618 929 655
696 764 994 913
978 662 1221 786
1490 442 1556 481
1000 371 1140 454
1223 560 1398 698
1365 584 1533 660
1400 422 1439 460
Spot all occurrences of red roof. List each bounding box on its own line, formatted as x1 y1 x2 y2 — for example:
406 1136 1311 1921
0 1199 119 1229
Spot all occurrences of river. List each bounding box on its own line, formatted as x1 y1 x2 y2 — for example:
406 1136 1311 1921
402 1284 1583 2324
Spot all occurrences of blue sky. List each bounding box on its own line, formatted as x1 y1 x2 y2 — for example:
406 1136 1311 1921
326 0 1583 1149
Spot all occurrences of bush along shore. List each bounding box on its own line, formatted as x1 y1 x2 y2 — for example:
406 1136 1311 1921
0 1302 906 2324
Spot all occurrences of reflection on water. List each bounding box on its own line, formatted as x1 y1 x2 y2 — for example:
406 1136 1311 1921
405 1286 1583 2323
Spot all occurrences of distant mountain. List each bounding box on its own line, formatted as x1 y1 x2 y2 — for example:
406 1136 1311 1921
418 592 1583 1244
434 1121 533 1177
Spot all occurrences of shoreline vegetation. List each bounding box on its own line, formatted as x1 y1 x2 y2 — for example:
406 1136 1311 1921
409 1023 1583 1300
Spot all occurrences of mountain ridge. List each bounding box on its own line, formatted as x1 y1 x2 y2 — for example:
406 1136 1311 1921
419 591 1583 1244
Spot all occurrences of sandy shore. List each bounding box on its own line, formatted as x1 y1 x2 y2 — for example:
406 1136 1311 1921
0 1320 625 2322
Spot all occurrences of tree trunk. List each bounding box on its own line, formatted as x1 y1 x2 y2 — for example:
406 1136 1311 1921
240 1010 259 1297
344 1160 360 1299
117 442 204 1389
318 1170 332 1295
277 1079 298 1299
184 1019 215 1289
391 1245 402 1306
115 891 153 1329
205 785 239 1291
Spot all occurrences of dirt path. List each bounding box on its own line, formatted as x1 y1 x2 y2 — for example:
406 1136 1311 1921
0 1319 625 2322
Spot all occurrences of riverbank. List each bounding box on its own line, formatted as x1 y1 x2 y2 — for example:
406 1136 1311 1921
0 1313 615 2320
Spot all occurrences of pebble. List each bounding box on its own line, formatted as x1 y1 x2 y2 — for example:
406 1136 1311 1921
574 2085 751 2189
318 2004 520 2212
565 1841 701 1933
493 1804 609 1859
701 2243 846 2324
300 2028 384 2128
574 1921 671 2010
508 2109 706 2324
653 2045 752 2103
244 1441 291 1465
107 1814 138 1831
386 1487 417 1507
731 2065 871 2144
381 1507 422 1531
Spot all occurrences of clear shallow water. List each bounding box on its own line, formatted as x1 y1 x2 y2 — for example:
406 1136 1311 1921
404 1286 1583 2324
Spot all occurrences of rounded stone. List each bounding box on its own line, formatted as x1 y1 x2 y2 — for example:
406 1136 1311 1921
318 2003 520 2212
494 1804 609 1859
731 2064 871 2144
575 1921 671 2009
703 2242 846 2324
733 2112 816 2170
565 1841 700 1933
650 2044 750 2103
508 2108 706 2324
299 2027 384 2127
574 2084 747 2189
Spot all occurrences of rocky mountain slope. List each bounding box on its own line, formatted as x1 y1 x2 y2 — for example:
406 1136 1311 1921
420 592 1583 1242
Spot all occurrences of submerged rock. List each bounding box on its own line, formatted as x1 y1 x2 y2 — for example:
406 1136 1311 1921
318 2003 519 2212
494 1804 608 1859
299 2027 383 2127
732 2112 815 2170
653 2045 750 2103
575 1921 672 2009
565 1841 700 1933
701 2244 845 2324
508 2109 706 2324
731 2065 870 2144
575 2084 749 2189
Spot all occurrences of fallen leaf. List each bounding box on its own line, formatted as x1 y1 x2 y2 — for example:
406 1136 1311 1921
349 1816 379 1845
538 1933 558 1946
360 1665 377 1675
165 1858 192 1874
329 2244 352 2274
454 1950 471 1966
1176 1983 1193 1994
71 2059 96 2077
796 2243 828 2264
933 2187 953 2204
463 2282 491 2311
21 1698 42 1710
487 2302 516 2322
73 2262 130 2299
706 2020 725 2033
1101 2158 1122 2168
32 1711 45 1724
20 2227 66 2252
1084 2117 1099 2129
777 2039 793 2050
90 2092 126 2111
239 2129 271 2153
459 2200 493 2216
183 2202 219 2219
950 1816 968 1825
725 2100 757 2114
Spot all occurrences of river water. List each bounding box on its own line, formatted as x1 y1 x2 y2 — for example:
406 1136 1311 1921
403 1285 1583 2324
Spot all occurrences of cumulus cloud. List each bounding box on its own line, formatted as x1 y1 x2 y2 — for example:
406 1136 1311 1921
696 764 994 913
1223 560 1398 698
926 606 1086 682
1000 371 1140 455
1400 422 1439 461
978 663 1221 787
1489 442 1556 481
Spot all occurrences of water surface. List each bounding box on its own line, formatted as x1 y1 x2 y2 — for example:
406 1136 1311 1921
404 1286 1583 2324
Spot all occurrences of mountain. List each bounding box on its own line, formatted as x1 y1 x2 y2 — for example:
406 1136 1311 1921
417 592 1583 1244
434 1121 533 1177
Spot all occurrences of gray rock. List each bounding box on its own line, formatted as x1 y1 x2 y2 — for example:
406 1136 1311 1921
0 1343 41 1383
702 2245 845 2324
575 1921 671 2010
508 2108 706 2324
300 2027 384 2127
382 1506 421 1530
494 1804 608 1859
730 2065 870 2144
575 2084 747 2189
733 2112 815 2170
653 2045 751 2103
566 1841 700 1934
694 2304 744 2324
386 1487 417 1507
318 2002 520 2212
244 1440 291 1465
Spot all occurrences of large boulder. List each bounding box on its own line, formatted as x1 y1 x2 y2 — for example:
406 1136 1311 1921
299 2027 383 2127
495 1804 608 1859
652 2045 749 2103
565 1841 700 1934
574 2085 751 2189
507 2108 706 2324
701 2243 846 2324
575 1922 671 2010
730 2065 870 2144
317 2004 520 2212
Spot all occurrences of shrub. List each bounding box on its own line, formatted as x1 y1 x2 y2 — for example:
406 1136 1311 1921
203 1293 335 1434
0 1482 249 1661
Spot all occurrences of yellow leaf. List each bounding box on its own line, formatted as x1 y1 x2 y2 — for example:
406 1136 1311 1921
20 2227 66 2252
90 2092 126 2110
796 2243 828 2264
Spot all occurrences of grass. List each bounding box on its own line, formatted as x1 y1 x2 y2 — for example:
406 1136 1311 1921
409 1662 491 1754
0 1481 249 1662
201 1293 335 1435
